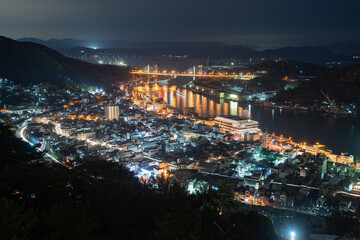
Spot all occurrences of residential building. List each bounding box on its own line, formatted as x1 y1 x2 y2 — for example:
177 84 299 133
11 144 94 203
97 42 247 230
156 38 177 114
105 105 119 120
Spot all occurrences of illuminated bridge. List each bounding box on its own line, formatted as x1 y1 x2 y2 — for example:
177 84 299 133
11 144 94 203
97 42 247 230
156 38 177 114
131 65 256 80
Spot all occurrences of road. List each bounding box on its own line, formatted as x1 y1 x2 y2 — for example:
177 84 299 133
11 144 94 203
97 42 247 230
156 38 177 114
18 119 59 163
271 181 360 198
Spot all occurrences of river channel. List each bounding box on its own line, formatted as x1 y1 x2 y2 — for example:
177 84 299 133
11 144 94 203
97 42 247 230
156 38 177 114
133 77 360 158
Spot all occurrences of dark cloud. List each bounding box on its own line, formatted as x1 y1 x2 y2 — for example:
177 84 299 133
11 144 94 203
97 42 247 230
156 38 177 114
1 0 360 47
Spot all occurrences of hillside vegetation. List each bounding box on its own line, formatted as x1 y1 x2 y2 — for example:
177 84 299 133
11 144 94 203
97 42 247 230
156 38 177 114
194 60 329 94
0 125 278 240
273 64 360 105
0 36 130 88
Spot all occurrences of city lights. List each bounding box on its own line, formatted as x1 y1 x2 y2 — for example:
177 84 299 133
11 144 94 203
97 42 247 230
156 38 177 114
2 0 360 238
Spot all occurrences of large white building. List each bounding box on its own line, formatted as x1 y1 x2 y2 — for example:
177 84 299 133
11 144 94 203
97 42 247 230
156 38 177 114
105 105 119 120
75 131 95 141
214 116 260 136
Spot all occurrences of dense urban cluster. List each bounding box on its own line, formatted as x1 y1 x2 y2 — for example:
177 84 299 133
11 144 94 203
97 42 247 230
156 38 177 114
1 77 360 239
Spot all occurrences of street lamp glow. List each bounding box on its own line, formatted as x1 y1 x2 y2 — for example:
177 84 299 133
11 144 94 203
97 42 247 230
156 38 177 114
290 231 295 239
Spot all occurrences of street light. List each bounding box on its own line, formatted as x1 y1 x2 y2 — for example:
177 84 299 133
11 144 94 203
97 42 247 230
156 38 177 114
290 231 295 239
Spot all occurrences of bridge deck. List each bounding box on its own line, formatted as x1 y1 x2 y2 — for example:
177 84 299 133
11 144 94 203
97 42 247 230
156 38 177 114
130 71 254 80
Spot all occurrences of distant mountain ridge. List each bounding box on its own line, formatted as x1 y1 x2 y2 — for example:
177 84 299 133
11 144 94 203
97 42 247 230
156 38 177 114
325 41 360 55
18 37 230 50
18 37 356 65
0 36 129 87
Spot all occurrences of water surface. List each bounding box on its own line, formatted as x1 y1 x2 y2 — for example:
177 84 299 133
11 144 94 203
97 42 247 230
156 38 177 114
134 77 360 158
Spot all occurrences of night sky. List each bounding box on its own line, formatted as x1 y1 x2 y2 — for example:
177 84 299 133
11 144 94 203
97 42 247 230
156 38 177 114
1 0 360 47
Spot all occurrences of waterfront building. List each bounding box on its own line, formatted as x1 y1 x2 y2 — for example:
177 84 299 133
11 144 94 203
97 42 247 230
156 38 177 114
338 153 354 165
304 144 320 155
105 105 119 120
261 133 293 152
214 116 260 137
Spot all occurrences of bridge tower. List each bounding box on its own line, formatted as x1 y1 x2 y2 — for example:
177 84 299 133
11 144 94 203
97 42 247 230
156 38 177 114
199 65 203 74
186 66 198 80
147 65 150 84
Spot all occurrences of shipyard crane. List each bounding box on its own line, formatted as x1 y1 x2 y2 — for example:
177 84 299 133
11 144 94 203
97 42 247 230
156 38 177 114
321 91 336 109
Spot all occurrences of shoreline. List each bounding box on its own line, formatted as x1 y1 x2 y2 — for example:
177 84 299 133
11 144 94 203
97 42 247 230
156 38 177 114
130 81 360 161
185 80 359 117
252 101 359 117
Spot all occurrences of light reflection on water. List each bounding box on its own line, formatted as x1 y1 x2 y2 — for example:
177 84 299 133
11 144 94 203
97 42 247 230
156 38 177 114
134 80 360 157
134 83 250 118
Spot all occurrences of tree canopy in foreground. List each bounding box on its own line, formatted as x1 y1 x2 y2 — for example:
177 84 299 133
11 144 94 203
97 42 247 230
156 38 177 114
0 124 278 240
